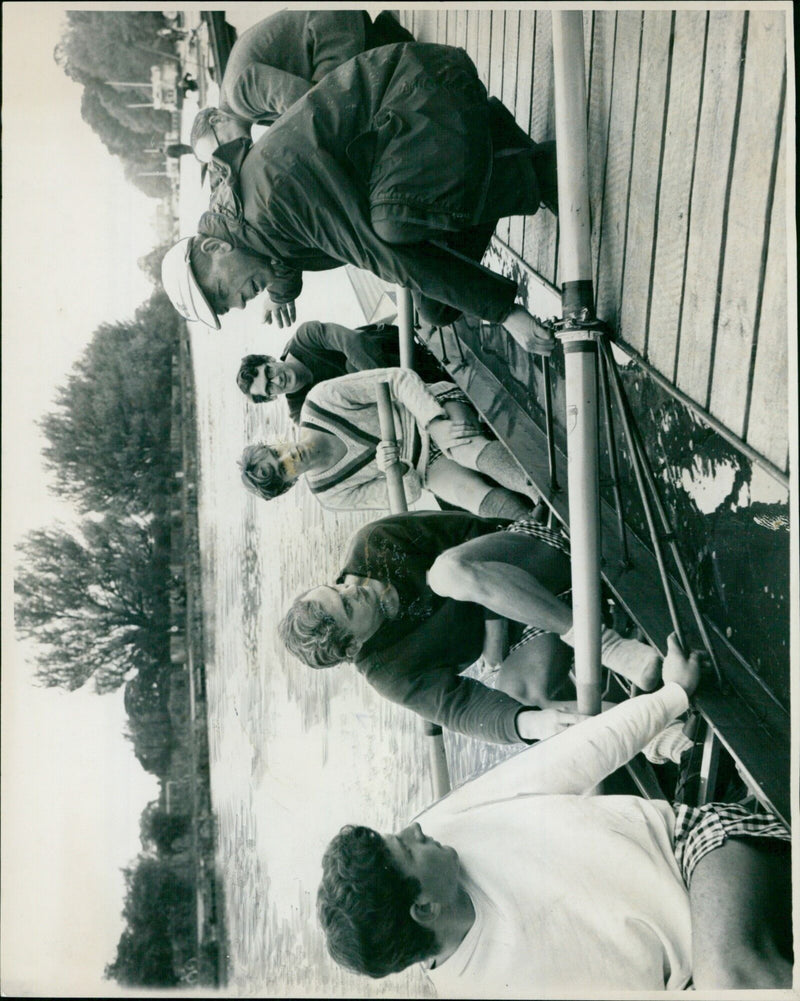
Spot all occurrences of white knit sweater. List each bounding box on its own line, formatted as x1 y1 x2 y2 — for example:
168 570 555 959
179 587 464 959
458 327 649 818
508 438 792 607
423 684 694 995
301 367 450 510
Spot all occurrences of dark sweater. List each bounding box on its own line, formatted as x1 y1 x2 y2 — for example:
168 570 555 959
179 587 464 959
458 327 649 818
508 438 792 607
338 512 529 744
281 320 448 422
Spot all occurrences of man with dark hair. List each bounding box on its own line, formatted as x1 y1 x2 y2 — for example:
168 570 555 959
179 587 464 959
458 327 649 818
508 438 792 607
279 511 662 744
236 319 447 421
161 42 559 345
317 639 792 991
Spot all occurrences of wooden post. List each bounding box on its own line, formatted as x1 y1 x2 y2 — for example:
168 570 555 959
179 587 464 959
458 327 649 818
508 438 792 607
552 11 603 717
376 379 451 798
375 382 408 514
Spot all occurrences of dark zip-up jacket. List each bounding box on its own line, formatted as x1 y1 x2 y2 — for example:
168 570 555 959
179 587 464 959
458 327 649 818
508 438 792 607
198 43 519 322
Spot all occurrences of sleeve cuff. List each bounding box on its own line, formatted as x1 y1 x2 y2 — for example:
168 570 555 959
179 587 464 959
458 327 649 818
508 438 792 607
513 705 541 745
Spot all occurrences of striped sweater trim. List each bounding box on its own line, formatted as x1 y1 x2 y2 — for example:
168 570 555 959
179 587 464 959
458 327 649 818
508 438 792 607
301 401 380 447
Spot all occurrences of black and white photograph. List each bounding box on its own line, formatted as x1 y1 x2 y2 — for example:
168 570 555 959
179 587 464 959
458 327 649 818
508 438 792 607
2 3 796 996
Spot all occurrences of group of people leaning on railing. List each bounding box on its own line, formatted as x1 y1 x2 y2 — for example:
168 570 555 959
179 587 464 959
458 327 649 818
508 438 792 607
159 10 792 992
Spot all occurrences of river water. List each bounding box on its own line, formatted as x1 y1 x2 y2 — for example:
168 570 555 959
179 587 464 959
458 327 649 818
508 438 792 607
189 284 525 996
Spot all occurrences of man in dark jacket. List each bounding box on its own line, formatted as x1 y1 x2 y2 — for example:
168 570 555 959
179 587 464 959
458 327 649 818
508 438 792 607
236 320 447 421
278 511 663 744
162 43 558 351
191 10 414 161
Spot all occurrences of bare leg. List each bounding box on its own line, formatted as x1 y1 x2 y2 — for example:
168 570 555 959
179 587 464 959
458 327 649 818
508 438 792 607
427 531 573 628
425 455 530 520
690 838 793 989
494 632 573 706
448 437 541 505
428 531 660 689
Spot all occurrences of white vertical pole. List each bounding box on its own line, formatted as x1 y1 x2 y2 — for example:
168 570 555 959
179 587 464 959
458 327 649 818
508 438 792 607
552 11 602 717
396 286 415 369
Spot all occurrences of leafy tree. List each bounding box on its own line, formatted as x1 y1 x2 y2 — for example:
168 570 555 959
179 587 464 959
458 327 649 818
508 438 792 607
105 854 194 986
39 290 178 513
57 11 174 92
14 514 169 693
140 800 192 855
124 674 175 775
55 12 176 198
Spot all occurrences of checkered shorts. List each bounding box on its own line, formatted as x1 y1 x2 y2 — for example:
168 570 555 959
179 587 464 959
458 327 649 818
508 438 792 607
505 518 572 654
672 801 790 887
427 386 489 467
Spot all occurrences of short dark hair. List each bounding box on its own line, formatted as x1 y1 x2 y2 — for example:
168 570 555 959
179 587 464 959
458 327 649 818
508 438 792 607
278 590 354 667
318 825 437 978
236 354 275 401
238 442 294 501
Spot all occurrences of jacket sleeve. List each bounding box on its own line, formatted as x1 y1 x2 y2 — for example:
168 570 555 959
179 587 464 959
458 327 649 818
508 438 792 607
307 11 368 81
318 322 401 372
266 260 303 305
435 684 691 814
227 63 311 123
362 656 527 744
307 369 445 431
313 469 422 512
271 152 519 323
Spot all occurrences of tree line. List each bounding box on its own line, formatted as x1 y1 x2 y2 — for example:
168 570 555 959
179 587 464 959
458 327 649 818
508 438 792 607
55 11 179 198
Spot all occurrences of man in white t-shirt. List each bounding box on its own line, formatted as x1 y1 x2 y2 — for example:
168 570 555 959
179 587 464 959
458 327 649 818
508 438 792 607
317 636 792 993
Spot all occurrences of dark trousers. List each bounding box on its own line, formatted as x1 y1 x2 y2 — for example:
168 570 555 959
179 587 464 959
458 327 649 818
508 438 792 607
370 96 558 325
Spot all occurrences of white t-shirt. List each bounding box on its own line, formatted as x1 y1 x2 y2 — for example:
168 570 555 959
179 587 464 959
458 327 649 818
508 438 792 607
422 684 693 997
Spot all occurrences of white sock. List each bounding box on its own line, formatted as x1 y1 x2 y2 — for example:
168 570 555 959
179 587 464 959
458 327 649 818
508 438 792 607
560 625 662 692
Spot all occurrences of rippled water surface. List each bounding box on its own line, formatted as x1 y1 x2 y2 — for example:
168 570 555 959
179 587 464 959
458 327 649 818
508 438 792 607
191 316 516 997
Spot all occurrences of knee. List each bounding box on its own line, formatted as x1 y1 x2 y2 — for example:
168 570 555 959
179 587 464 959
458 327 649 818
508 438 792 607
428 548 480 602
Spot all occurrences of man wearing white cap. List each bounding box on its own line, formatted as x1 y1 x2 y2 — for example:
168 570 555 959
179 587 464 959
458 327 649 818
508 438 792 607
161 42 559 352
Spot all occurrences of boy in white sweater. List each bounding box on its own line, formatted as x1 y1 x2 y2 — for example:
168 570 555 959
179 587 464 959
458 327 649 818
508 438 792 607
318 636 791 992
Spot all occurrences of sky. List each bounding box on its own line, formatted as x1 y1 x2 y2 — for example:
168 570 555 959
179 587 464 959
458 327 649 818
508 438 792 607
2 5 164 994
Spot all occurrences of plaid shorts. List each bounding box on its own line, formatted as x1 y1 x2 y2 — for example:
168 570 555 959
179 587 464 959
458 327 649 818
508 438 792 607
505 518 572 654
672 801 791 887
426 385 490 467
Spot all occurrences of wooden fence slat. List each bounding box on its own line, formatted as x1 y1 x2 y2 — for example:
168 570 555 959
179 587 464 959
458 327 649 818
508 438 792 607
413 10 438 44
495 10 520 245
594 10 642 328
475 10 493 86
436 7 447 44
675 12 745 406
488 10 506 96
743 99 788 468
454 9 469 50
619 11 672 355
708 11 786 436
647 11 707 380
522 10 557 283
586 12 616 303
508 11 536 257
466 9 480 65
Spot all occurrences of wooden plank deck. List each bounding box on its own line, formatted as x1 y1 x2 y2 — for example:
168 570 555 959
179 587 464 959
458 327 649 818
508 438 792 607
418 320 790 826
410 7 790 479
